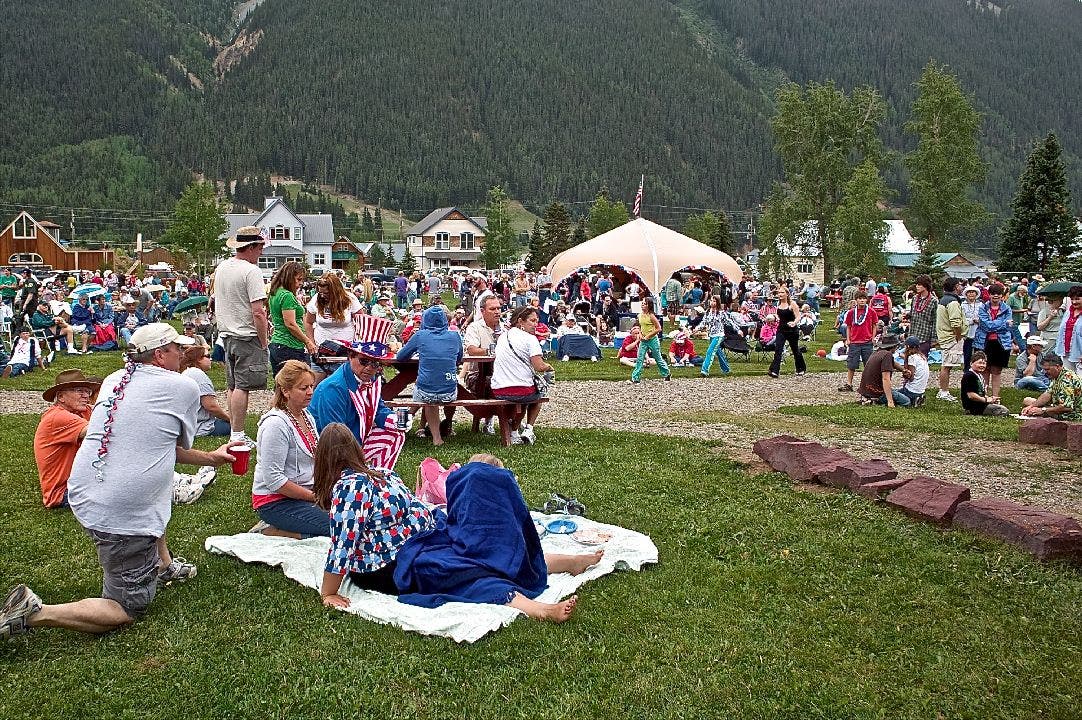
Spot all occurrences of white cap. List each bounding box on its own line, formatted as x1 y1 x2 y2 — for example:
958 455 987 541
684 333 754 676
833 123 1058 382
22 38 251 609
130 323 196 353
1026 335 1047 347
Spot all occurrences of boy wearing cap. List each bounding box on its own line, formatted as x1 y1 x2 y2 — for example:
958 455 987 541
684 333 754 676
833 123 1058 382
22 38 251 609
1015 336 1051 391
213 226 269 446
1 324 235 640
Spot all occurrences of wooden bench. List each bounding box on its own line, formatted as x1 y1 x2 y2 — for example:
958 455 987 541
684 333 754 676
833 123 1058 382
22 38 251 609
387 397 549 447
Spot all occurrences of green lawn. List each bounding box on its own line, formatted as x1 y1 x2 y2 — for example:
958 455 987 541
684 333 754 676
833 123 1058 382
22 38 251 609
1 420 1079 719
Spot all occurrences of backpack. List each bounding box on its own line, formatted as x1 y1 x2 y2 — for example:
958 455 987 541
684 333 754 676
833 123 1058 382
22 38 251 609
416 457 460 507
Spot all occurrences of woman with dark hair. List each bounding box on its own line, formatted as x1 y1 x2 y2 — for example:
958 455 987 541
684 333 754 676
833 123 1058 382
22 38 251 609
314 424 598 622
767 286 807 378
974 282 1016 398
304 273 363 381
699 296 732 377
250 360 325 538
491 306 554 444
268 261 318 374
630 296 671 384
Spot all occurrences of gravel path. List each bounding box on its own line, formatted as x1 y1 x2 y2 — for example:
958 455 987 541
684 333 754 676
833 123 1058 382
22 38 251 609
7 371 1080 517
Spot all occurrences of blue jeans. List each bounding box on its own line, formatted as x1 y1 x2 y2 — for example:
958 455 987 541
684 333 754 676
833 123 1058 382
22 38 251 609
701 336 731 375
256 498 330 539
873 390 911 407
198 417 232 437
631 336 670 381
1015 376 1049 392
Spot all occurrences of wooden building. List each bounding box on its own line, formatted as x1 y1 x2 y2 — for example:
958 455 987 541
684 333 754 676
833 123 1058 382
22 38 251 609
1 211 114 271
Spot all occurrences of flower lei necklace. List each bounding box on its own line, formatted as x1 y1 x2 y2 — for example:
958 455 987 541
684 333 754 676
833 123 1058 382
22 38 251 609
913 292 931 314
851 305 870 327
93 358 138 481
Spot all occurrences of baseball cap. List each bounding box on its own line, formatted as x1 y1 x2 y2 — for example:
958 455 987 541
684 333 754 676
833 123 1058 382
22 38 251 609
904 336 921 348
130 323 196 353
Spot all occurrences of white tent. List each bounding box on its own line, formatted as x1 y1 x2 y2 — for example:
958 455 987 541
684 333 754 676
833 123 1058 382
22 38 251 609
547 217 743 294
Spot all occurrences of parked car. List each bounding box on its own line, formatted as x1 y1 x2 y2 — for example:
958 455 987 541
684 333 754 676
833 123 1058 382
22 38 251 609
361 270 395 284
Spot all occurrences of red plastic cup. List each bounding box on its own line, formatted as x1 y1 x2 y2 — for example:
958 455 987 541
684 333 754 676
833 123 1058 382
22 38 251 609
230 445 251 475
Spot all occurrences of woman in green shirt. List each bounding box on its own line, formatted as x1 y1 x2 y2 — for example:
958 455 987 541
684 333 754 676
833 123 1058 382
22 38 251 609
268 261 318 374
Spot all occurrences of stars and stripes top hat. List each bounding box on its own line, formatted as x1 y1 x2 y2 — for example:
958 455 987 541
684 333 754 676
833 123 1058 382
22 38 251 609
329 314 396 361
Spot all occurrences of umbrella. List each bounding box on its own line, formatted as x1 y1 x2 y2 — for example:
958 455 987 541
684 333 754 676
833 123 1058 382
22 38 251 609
68 283 106 299
1037 281 1082 296
173 294 210 313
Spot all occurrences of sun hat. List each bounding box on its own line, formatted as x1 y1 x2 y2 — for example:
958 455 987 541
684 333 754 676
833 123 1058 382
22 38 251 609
412 298 423 307
878 333 901 349
1033 274 1045 282
42 369 104 402
1026 335 1047 347
144 284 168 294
225 225 266 249
963 285 979 295
130 323 196 353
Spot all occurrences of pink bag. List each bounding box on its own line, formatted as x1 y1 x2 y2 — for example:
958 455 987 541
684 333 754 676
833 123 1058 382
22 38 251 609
416 457 460 507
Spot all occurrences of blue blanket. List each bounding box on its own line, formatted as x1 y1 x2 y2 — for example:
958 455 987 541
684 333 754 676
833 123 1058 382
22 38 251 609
393 463 548 608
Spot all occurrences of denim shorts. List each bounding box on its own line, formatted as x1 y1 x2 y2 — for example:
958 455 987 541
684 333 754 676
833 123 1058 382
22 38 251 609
85 528 159 619
846 342 874 370
412 388 457 404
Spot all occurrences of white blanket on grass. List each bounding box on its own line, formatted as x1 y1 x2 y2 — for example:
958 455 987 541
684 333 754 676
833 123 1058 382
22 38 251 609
205 514 658 643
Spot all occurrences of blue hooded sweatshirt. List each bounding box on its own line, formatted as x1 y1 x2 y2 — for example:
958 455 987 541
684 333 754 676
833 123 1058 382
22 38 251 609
395 306 462 395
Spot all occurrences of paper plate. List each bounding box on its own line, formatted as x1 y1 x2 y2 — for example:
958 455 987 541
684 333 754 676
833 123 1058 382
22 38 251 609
572 528 612 546
546 518 578 534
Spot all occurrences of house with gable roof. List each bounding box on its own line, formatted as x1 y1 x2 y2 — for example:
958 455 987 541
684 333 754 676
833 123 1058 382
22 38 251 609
222 196 336 277
0 210 114 271
405 207 487 271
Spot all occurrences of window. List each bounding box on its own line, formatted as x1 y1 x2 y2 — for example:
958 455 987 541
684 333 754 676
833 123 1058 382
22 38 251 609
271 226 289 240
294 226 302 242
313 254 325 266
796 262 814 275
8 252 43 265
13 216 34 239
257 257 277 270
285 255 304 264
435 232 450 250
460 232 475 250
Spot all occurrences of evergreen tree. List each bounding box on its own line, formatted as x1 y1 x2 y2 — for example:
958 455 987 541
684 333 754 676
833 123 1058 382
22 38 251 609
830 159 890 278
541 201 572 260
367 243 386 271
361 207 375 235
525 220 545 271
711 210 734 254
585 188 629 238
771 81 886 280
998 134 1078 273
400 246 417 275
570 219 587 250
162 182 227 270
906 248 947 288
904 62 988 252
374 206 384 240
481 185 518 268
684 212 721 247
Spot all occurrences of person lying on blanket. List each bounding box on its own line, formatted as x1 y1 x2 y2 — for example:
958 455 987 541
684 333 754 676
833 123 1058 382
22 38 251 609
312 423 601 623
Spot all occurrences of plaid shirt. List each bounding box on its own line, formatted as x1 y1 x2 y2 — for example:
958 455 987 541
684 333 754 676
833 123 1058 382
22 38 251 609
909 293 938 342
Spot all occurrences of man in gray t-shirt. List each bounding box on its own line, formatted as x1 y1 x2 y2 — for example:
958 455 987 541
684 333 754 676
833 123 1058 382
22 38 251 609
1 324 234 640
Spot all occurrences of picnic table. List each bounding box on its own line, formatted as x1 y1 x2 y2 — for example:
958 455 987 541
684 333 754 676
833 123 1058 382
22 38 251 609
382 356 545 446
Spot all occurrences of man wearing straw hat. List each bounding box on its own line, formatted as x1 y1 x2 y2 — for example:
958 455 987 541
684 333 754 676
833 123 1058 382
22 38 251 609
1 324 235 640
33 369 102 508
213 225 270 447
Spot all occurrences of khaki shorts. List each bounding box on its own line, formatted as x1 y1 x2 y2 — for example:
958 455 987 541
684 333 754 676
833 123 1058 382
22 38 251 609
940 338 965 368
223 335 269 391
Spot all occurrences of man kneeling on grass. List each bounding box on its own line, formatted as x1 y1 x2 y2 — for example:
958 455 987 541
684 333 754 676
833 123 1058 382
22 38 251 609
857 334 909 408
1 324 236 641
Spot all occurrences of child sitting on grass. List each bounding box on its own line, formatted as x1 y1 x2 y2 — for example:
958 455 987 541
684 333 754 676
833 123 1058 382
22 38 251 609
960 351 1010 416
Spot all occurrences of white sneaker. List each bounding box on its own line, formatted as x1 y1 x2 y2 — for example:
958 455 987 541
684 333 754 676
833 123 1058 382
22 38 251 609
591 356 599 362
520 425 536 445
510 430 523 445
230 434 257 450
562 355 570 362
173 474 205 504
195 466 217 488
483 419 497 435
67 348 81 355
936 390 958 402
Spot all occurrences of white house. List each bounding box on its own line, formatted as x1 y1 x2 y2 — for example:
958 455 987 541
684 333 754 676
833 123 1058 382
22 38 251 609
751 219 918 283
223 196 335 277
404 207 487 271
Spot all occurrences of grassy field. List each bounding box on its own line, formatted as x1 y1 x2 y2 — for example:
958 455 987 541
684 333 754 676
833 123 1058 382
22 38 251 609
1 422 1080 719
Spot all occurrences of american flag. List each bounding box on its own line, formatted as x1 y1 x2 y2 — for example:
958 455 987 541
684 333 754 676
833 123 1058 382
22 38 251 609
356 315 393 345
633 175 644 217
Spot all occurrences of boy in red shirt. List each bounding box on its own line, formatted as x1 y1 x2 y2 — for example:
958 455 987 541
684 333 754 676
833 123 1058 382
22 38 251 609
839 291 879 392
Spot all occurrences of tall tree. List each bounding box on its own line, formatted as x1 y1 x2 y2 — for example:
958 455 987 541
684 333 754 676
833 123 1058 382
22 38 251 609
683 212 721 248
361 207 375 235
525 220 545 271
161 182 227 271
399 246 417 275
585 188 629 238
830 159 890 278
998 134 1078 273
541 201 572 260
570 219 587 250
756 184 807 280
904 62 988 252
367 243 386 271
711 211 735 255
481 185 518 269
771 81 886 280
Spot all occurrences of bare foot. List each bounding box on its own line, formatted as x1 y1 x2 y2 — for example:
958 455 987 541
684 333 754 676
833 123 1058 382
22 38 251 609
544 550 604 576
509 592 578 623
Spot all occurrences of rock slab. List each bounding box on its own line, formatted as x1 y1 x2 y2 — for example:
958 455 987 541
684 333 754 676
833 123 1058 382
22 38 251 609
953 498 1082 562
818 458 897 490
1066 423 1082 454
885 476 971 524
1018 417 1069 446
751 435 850 482
854 477 910 499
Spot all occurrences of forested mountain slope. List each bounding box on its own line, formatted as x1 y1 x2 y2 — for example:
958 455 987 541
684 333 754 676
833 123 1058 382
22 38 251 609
1 0 1079 234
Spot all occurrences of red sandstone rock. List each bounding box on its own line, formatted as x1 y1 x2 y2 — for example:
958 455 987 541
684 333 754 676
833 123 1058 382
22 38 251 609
1018 417 1069 446
752 436 851 481
751 435 806 470
885 477 971 525
818 458 897 490
953 498 1082 562
1066 423 1082 454
854 478 910 499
